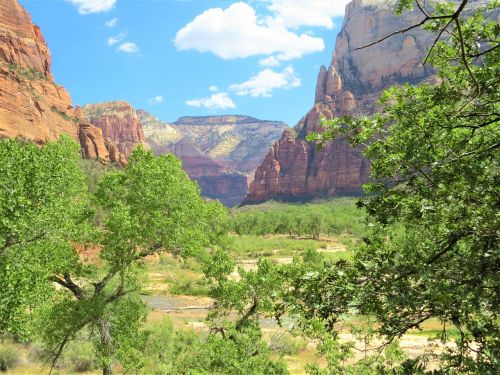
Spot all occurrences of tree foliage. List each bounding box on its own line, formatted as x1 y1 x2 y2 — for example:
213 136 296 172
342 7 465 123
0 140 227 374
303 0 499 372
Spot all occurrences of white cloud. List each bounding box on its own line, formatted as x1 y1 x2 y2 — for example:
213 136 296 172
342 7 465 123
230 66 300 97
105 18 118 27
66 0 116 14
149 96 164 105
118 42 139 53
209 85 218 92
108 32 125 46
265 0 349 29
174 2 324 62
259 56 281 67
186 93 236 110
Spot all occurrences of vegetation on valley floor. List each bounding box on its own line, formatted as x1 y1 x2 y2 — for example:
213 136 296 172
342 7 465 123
229 199 366 239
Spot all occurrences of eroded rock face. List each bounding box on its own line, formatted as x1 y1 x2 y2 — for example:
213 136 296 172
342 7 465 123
244 0 435 204
0 0 109 161
82 101 146 164
166 139 248 207
138 110 250 207
0 0 52 79
138 110 287 206
172 115 288 174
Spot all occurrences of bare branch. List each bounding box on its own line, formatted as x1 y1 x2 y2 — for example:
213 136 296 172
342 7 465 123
423 17 455 65
356 0 471 54
94 269 118 294
355 18 430 50
48 334 70 375
468 44 500 58
235 292 259 331
454 17 480 91
415 0 431 17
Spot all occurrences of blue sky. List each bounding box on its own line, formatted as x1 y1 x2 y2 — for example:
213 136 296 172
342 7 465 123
20 0 349 126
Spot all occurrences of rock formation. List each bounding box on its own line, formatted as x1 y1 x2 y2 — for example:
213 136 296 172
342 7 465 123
0 0 110 161
82 101 146 164
138 110 251 207
171 116 288 174
244 0 436 204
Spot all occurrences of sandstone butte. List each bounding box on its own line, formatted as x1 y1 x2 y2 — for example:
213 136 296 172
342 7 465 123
243 0 437 204
0 0 141 163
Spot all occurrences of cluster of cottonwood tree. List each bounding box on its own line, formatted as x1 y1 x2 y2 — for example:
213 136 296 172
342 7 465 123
230 202 365 239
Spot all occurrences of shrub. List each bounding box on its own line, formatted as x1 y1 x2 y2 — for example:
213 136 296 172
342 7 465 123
30 340 98 372
269 332 307 356
64 342 97 372
170 279 210 296
0 344 20 372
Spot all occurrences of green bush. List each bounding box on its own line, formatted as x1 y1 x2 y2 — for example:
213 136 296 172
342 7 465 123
269 332 307 356
30 340 97 372
227 234 327 257
142 318 198 373
8 63 47 81
65 342 98 373
170 279 210 296
0 344 20 372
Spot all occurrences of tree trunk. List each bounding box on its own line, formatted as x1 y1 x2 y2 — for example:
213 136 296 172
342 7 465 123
98 318 113 375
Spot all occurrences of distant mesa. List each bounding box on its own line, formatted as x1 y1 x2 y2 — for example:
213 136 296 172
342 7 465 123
138 110 288 206
170 115 288 174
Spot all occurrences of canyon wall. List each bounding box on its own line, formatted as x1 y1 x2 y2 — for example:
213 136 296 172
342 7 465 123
172 116 288 174
138 110 251 207
244 0 436 204
0 0 112 161
83 101 146 164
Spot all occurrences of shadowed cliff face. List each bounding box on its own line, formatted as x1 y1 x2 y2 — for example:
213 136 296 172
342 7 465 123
0 0 111 162
244 0 436 204
138 111 282 207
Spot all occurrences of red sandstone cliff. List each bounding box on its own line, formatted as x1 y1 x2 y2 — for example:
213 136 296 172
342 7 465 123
244 0 435 204
82 101 146 164
0 0 111 161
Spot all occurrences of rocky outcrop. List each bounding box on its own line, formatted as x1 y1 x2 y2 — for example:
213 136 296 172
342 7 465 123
82 101 146 164
244 0 436 204
0 0 52 79
0 0 110 161
172 115 288 174
138 110 249 207
139 111 287 206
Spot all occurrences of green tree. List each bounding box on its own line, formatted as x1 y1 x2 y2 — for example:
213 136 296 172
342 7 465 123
0 136 90 339
306 213 324 240
0 140 227 374
175 251 291 375
276 212 294 237
301 0 499 373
